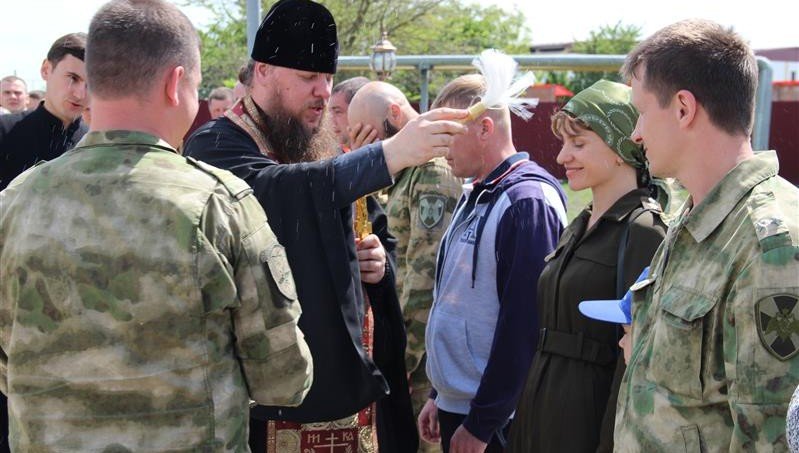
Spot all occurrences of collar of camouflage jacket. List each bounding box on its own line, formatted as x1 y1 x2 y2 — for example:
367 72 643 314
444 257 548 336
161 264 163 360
683 151 779 243
76 130 177 154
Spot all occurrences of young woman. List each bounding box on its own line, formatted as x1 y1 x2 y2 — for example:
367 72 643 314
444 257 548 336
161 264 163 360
507 80 667 452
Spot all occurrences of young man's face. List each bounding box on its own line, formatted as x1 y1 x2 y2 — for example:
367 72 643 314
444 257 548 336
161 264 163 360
328 91 350 146
42 54 87 124
630 67 682 178
1 79 28 113
266 66 333 134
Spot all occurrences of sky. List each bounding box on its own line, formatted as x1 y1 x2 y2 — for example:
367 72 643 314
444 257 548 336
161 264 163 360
2 0 797 91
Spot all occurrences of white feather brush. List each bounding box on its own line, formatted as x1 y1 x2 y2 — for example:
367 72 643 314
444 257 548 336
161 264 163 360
465 49 538 122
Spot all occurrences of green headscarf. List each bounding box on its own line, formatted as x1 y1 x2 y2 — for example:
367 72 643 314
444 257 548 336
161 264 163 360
561 79 646 168
561 79 671 210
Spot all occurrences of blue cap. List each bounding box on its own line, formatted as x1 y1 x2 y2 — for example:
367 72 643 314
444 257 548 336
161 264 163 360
578 267 650 325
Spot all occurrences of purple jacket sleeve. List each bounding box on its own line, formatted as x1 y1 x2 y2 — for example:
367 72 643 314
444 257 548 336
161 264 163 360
462 195 563 443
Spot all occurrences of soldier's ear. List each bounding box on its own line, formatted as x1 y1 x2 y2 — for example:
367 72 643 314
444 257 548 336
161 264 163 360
164 66 184 107
674 89 697 129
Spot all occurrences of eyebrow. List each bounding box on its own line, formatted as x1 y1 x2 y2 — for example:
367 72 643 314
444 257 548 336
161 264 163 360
66 72 84 80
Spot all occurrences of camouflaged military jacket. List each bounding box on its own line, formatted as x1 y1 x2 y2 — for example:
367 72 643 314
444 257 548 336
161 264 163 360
615 152 799 452
385 157 461 375
0 131 312 452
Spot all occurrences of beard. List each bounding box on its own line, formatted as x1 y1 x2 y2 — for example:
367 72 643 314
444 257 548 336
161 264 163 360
263 92 338 164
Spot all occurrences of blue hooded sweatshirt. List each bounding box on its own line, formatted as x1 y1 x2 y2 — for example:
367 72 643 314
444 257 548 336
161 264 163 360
426 152 567 443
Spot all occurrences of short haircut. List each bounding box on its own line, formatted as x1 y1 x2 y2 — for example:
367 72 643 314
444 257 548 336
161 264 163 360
621 19 758 136
1 75 27 90
208 86 234 102
332 77 370 104
86 0 200 99
239 61 255 87
28 90 45 100
431 74 485 110
433 74 509 128
46 33 87 68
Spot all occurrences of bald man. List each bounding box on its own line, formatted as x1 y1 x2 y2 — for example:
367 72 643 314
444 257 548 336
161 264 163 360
349 82 462 452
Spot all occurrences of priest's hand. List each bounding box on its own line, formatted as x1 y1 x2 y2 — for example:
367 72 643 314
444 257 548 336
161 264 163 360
348 123 379 150
418 398 441 444
449 425 487 453
383 108 468 175
355 234 386 284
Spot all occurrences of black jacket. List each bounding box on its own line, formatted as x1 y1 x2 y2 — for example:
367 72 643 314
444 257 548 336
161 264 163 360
184 117 417 452
0 104 86 190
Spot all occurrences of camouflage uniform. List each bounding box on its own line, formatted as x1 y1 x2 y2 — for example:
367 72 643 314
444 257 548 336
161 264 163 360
385 157 461 447
0 131 312 452
615 151 799 451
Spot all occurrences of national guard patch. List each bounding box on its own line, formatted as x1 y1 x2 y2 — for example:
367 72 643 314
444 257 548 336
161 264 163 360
419 194 446 229
756 293 799 360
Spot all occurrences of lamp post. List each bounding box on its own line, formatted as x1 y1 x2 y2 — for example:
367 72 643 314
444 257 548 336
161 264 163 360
369 31 397 81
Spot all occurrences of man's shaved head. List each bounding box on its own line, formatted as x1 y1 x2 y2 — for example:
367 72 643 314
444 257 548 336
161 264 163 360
347 81 416 139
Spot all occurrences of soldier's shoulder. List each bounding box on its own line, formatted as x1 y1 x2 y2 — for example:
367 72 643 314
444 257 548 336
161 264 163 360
410 158 461 190
419 157 455 174
746 175 799 252
185 156 253 201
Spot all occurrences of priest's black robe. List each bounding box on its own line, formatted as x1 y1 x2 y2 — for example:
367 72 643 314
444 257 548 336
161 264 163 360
184 117 417 452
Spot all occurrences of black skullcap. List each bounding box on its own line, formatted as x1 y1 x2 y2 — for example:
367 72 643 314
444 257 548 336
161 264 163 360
251 0 339 74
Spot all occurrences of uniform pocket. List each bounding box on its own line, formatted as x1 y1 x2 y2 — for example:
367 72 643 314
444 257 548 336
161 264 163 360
680 425 702 452
646 286 717 399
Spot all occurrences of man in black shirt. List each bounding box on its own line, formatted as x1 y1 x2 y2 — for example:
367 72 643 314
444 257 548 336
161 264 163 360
0 33 88 190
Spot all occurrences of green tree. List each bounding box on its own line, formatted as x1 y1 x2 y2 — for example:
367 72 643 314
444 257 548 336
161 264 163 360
568 22 641 93
183 0 530 99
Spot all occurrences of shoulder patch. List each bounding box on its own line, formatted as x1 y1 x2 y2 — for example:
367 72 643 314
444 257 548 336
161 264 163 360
756 293 799 361
418 194 447 229
185 156 252 200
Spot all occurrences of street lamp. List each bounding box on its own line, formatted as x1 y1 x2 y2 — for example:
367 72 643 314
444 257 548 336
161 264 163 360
369 31 397 81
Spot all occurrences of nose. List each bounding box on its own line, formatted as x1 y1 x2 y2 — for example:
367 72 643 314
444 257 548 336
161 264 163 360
555 144 571 165
315 76 332 101
75 80 87 100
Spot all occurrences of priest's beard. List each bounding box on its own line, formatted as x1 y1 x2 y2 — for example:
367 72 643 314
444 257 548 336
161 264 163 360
263 95 338 164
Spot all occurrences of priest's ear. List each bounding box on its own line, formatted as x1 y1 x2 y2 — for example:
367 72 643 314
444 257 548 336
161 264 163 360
252 62 273 87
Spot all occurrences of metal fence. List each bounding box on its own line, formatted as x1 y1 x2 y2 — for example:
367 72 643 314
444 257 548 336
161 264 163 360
337 55 774 150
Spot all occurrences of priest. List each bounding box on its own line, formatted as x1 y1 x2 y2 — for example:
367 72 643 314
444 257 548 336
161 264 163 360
183 1 466 451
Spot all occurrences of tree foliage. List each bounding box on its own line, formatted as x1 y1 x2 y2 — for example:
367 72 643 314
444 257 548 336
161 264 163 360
568 22 642 93
183 0 530 99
